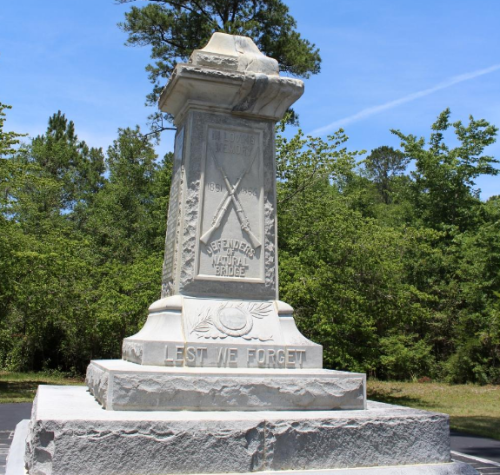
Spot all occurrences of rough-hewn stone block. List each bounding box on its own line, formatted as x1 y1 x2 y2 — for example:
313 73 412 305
86 360 366 411
23 386 455 475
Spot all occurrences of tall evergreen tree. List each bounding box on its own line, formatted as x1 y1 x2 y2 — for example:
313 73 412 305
364 146 409 204
29 111 105 218
86 126 166 262
117 0 321 130
0 102 25 157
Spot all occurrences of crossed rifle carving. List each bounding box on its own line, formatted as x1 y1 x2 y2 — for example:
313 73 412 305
200 147 261 249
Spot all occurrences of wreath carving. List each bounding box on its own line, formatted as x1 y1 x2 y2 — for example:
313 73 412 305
191 302 273 341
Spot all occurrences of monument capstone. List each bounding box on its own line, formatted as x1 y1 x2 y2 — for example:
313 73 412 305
6 32 478 475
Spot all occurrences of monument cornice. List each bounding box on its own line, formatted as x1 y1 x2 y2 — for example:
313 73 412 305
159 63 304 123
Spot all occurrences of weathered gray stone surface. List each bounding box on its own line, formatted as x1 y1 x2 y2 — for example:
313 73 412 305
86 360 366 411
7 418 478 475
5 420 29 475
160 108 278 301
14 32 479 475
23 386 455 475
122 297 323 369
159 32 303 124
255 464 478 475
157 33 300 303
123 33 317 369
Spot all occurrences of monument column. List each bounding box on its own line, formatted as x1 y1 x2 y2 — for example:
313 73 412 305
120 33 324 369
159 33 301 301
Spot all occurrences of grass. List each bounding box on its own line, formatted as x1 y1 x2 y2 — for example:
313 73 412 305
0 371 84 403
368 380 500 441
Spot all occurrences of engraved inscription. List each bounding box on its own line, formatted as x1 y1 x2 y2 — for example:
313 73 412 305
207 182 223 192
164 343 307 368
208 182 257 197
206 238 255 278
197 126 264 282
218 347 239 366
212 129 255 156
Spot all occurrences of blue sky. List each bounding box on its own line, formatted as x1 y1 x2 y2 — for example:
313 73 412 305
1 0 499 198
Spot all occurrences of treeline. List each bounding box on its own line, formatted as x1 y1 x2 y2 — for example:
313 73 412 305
0 104 172 374
1 103 499 383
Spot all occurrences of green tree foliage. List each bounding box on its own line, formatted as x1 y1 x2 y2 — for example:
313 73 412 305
30 111 105 212
4 112 106 236
0 102 26 157
0 113 170 373
0 102 27 221
0 103 28 355
117 0 321 129
374 110 500 383
438 196 500 383
276 126 438 377
86 127 170 261
274 109 499 382
363 146 409 204
392 108 498 232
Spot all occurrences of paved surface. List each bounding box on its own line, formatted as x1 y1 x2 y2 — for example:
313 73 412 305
450 430 500 475
452 452 500 475
0 431 12 475
0 404 32 432
450 430 500 464
0 404 31 474
1 403 499 475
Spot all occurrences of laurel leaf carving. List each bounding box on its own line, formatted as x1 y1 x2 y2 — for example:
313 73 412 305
192 308 214 333
192 321 212 332
249 302 273 319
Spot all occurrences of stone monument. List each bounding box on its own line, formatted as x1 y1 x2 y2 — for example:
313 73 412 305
7 33 477 475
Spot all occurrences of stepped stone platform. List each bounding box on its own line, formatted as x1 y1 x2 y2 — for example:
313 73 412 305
22 385 464 475
9 418 477 475
86 360 366 411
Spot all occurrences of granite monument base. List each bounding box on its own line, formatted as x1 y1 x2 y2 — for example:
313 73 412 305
7 417 477 475
3 385 477 475
86 359 366 411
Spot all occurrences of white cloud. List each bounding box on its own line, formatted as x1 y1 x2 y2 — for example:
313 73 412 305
310 63 500 136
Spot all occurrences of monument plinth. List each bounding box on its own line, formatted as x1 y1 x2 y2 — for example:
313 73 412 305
7 33 477 475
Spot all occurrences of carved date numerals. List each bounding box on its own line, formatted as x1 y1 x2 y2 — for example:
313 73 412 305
207 182 223 192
